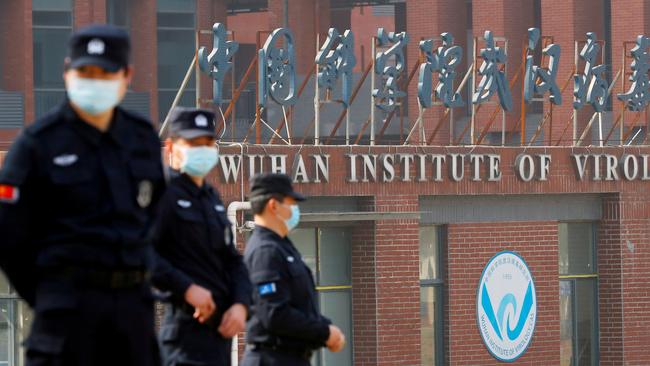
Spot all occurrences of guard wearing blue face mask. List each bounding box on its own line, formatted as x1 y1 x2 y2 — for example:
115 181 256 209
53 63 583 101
151 107 252 366
0 24 165 365
241 174 346 366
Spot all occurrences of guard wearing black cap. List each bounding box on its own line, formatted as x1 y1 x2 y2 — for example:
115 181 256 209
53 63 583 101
152 107 252 366
0 24 164 365
241 174 346 366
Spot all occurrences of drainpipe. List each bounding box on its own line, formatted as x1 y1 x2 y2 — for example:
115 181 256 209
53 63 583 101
227 201 251 366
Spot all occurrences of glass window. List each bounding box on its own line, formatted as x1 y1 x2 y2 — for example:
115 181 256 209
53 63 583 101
106 0 130 29
419 226 445 366
559 222 598 366
319 229 351 286
419 226 439 280
289 227 353 366
32 0 73 118
319 291 353 366
0 273 32 366
157 0 196 13
156 0 196 121
559 223 595 275
290 228 317 275
559 281 573 365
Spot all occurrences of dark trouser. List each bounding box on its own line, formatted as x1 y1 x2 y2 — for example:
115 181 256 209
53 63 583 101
25 286 159 366
240 347 312 366
159 304 232 366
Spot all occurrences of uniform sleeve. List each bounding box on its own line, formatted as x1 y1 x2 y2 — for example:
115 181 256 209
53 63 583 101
150 193 193 298
248 245 330 345
0 133 39 305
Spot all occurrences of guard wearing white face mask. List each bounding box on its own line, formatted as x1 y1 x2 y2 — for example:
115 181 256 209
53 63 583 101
0 24 165 365
151 107 252 366
241 174 346 366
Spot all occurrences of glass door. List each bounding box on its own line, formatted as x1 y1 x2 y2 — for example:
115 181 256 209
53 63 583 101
290 227 353 366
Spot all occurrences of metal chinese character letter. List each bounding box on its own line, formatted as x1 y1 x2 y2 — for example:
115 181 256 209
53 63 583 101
198 23 238 105
523 28 562 105
258 28 297 107
418 33 464 109
436 32 464 108
373 28 409 112
617 35 650 111
573 32 608 112
417 39 437 108
315 28 356 107
472 30 513 111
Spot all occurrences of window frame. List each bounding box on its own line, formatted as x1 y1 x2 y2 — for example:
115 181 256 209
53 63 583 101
156 0 197 120
32 0 74 118
558 221 599 366
289 226 354 366
419 225 446 366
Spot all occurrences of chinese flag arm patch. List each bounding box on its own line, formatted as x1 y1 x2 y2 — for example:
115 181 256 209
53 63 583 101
0 184 19 203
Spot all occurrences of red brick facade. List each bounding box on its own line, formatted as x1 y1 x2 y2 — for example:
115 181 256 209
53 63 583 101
447 222 560 365
205 144 650 365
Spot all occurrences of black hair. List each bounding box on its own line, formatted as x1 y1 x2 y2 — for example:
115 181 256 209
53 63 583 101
250 193 286 215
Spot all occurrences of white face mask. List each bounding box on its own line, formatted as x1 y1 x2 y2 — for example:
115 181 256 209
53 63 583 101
66 75 123 115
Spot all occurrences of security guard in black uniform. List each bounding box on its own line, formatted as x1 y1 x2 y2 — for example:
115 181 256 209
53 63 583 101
0 24 164 366
152 107 252 366
241 174 346 366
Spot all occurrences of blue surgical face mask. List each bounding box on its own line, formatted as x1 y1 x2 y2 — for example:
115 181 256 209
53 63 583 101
66 75 123 115
278 203 300 232
178 146 219 177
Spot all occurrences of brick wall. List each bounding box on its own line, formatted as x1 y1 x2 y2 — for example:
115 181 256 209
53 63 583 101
618 190 650 363
406 0 467 145
447 222 560 365
268 0 331 75
598 193 624 363
374 195 420 365
73 0 106 28
0 0 34 130
351 212 378 366
206 144 650 365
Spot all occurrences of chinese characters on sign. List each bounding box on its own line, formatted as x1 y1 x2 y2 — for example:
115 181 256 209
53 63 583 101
198 23 238 105
523 27 562 105
372 28 409 112
258 28 297 107
195 25 650 123
617 35 650 111
473 30 513 111
573 32 609 112
315 28 356 107
417 32 464 109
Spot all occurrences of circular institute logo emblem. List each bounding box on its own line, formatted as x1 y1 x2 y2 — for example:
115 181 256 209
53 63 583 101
477 251 537 362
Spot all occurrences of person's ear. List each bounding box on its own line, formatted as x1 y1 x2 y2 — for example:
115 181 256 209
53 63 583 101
267 197 280 215
123 65 134 84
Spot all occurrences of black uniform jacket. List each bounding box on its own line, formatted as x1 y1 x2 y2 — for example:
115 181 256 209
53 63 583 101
151 172 251 316
0 102 165 307
244 226 331 351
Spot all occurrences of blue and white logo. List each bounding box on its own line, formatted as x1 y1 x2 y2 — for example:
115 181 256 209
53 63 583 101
477 251 537 362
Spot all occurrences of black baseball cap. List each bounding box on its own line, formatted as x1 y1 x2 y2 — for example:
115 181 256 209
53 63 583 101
169 107 217 139
249 173 306 202
68 24 130 72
